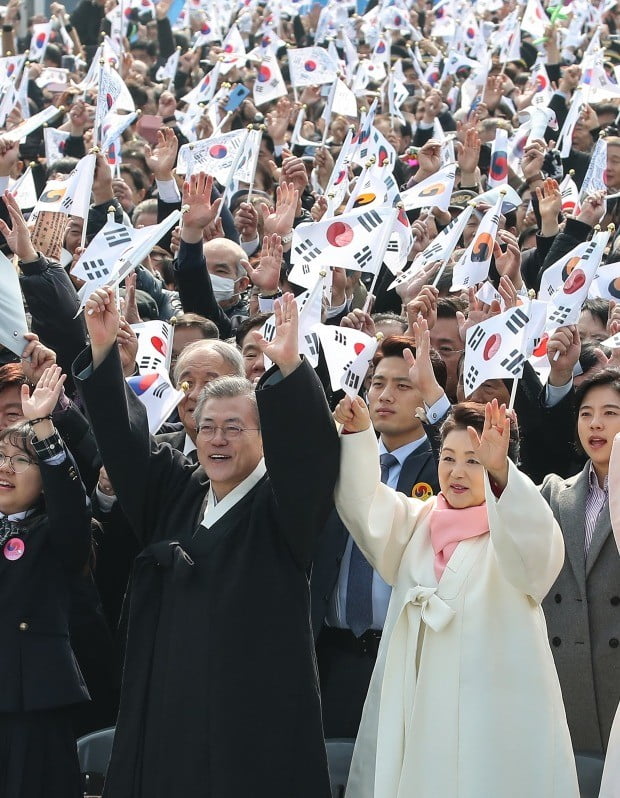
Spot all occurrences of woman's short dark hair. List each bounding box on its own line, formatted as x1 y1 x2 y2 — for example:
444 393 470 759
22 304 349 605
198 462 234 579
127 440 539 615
0 423 37 460
575 367 620 411
440 402 520 464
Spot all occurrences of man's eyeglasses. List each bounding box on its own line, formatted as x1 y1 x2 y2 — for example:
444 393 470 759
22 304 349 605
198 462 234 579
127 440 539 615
0 453 36 473
196 424 260 440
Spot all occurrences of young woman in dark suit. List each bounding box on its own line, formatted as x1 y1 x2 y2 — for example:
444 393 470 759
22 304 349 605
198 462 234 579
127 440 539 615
0 366 91 798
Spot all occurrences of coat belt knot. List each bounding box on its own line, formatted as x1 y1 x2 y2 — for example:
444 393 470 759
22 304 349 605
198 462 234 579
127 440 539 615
405 585 455 632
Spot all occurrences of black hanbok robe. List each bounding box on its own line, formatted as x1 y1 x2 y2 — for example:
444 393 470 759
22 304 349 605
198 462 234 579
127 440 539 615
74 347 339 798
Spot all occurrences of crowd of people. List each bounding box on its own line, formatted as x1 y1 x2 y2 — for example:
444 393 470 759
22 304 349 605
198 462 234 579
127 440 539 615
2 0 620 795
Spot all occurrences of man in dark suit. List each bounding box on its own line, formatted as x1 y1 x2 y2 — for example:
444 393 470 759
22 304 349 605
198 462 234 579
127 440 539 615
75 287 339 798
313 333 449 738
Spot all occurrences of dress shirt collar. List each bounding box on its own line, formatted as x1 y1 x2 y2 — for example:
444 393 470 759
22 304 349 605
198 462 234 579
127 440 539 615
183 434 197 457
378 434 428 469
588 461 609 493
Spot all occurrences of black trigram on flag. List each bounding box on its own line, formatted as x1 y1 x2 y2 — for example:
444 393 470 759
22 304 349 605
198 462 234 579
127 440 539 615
82 258 108 280
333 330 346 345
505 307 529 334
354 245 373 270
464 365 479 393
343 366 361 391
152 382 169 399
468 326 485 352
358 210 382 233
104 227 133 248
386 238 399 253
139 355 164 371
500 348 525 375
304 332 319 356
262 320 276 342
548 304 572 326
295 239 322 264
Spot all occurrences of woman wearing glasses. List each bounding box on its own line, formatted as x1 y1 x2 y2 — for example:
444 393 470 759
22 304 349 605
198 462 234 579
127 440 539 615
0 366 91 798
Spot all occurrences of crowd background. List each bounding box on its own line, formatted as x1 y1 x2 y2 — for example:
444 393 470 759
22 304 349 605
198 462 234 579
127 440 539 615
2 0 620 794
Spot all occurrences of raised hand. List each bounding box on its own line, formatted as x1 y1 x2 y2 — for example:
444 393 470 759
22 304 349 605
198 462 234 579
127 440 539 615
415 139 442 181
405 285 438 333
84 285 122 369
340 309 376 337
235 201 259 242
281 154 308 193
20 334 57 385
259 182 299 238
456 128 481 184
181 172 222 243
242 234 282 294
467 398 510 488
577 190 606 228
457 287 501 342
0 138 20 177
536 178 562 237
265 97 293 146
547 325 580 386
404 315 444 407
145 127 179 182
21 365 66 422
493 230 523 289
120 272 141 325
249 292 301 377
117 316 139 377
333 394 371 433
0 191 38 262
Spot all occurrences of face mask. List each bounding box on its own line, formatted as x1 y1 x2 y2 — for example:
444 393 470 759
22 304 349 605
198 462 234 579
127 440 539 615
210 273 236 302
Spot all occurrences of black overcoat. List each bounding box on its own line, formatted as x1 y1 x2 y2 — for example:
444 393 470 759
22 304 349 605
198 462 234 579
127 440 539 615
74 347 339 798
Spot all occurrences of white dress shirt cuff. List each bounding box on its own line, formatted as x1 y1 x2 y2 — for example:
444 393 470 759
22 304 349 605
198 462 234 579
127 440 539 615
96 486 117 512
156 178 181 204
424 393 451 424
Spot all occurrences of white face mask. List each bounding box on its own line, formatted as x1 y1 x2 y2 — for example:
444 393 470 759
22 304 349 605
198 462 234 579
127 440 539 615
210 273 236 303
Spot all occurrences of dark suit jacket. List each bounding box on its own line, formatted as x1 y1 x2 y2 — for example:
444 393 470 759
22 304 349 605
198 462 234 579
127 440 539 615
311 436 440 640
74 347 338 798
154 428 186 453
0 452 91 712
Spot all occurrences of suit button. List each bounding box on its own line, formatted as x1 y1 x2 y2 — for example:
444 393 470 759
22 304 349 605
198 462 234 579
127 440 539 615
554 594 562 603
323 594 329 601
612 597 620 606
18 622 28 631
552 637 561 647
610 638 619 649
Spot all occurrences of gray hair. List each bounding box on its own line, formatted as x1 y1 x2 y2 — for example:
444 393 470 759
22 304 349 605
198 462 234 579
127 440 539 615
193 376 259 428
132 198 158 226
173 339 244 385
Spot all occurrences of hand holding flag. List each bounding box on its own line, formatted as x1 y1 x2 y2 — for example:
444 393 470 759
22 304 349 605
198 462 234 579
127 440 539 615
0 190 38 263
181 173 223 238
250 292 302 377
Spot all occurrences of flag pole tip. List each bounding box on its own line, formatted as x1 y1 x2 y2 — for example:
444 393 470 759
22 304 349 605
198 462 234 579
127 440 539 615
107 205 115 213
29 161 36 168
609 224 616 232
595 224 602 231
170 315 178 326
319 270 327 277
569 169 575 176
375 332 384 341
90 145 100 153
499 188 508 195
180 381 190 392
181 204 190 213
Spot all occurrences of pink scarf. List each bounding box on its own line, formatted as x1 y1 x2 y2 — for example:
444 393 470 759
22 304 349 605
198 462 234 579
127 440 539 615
429 494 489 580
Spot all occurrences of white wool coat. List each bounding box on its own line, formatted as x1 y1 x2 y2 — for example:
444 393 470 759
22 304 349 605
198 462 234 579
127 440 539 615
334 426 579 798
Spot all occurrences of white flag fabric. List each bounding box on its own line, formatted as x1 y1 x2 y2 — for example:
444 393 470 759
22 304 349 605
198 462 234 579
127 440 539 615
399 163 457 212
156 48 180 83
126 371 185 434
351 125 396 170
288 46 338 87
95 65 126 138
556 90 584 158
132 320 174 374
0 55 26 92
488 128 509 188
384 206 414 273
601 332 620 349
521 0 548 39
0 250 28 357
177 130 247 184
253 52 287 107
234 129 262 185
579 137 607 201
218 25 246 74
559 172 580 216
9 167 37 211
539 242 589 301
451 193 504 289
59 153 97 220
29 178 72 221
181 63 220 106
545 228 611 329
289 206 397 288
589 262 620 302
43 128 70 165
101 111 139 150
463 304 534 397
387 204 475 290
331 78 358 118
28 22 52 62
3 105 63 143
324 128 354 212
315 323 378 393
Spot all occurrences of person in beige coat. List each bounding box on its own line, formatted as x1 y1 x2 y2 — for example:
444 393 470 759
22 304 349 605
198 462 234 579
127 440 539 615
333 334 578 798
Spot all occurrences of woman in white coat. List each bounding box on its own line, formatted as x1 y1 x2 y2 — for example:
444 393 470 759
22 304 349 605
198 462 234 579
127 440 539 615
333 347 579 798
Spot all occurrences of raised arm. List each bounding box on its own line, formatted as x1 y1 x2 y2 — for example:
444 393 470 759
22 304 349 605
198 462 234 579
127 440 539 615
254 293 340 568
73 285 190 544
